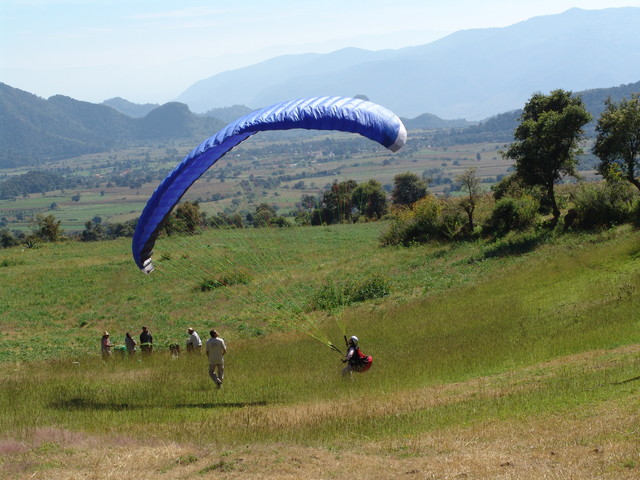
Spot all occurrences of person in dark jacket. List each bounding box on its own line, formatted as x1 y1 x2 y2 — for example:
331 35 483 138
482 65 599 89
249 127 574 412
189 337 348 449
139 326 153 355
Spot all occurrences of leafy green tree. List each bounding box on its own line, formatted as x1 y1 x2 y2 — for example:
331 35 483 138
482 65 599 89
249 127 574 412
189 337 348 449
163 201 202 235
210 212 244 229
503 89 591 221
250 203 277 227
33 214 63 242
0 229 20 248
351 179 388 219
105 219 136 238
174 201 202 234
321 180 357 224
80 220 105 241
391 172 428 207
298 194 319 211
593 94 640 192
456 167 482 232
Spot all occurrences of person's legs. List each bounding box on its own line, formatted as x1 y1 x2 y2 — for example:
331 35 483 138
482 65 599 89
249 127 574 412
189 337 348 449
209 363 224 387
209 364 219 385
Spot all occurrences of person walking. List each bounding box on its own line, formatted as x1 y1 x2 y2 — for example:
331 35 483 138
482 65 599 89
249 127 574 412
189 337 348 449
206 329 226 388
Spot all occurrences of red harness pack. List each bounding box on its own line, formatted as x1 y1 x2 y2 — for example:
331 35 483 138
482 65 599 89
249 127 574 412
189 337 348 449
351 348 373 372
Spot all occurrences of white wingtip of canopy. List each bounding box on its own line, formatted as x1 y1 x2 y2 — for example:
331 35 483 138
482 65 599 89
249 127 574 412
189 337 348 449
388 123 407 152
141 258 154 274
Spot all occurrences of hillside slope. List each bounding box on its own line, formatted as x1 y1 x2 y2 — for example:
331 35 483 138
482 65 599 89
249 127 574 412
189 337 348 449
0 83 225 167
0 225 638 478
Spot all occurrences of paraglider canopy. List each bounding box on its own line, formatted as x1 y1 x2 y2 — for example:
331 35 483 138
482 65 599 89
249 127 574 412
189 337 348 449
132 96 407 273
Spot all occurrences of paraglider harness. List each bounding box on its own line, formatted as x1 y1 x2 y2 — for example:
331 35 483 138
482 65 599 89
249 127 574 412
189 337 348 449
348 346 373 372
330 336 373 373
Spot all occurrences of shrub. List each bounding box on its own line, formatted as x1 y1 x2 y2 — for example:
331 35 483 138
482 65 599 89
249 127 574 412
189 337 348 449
631 198 640 227
482 195 539 237
571 181 634 230
1 258 25 268
380 195 441 246
345 275 391 302
200 270 251 291
0 229 21 248
307 281 348 311
308 275 391 311
437 202 467 240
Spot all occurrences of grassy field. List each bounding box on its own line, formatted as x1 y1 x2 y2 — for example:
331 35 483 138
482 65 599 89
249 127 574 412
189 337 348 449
0 219 638 479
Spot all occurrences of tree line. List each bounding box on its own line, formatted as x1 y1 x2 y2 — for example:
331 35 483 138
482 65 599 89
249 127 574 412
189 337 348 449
381 90 640 246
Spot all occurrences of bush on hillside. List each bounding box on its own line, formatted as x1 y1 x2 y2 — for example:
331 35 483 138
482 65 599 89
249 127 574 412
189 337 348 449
438 201 467 240
0 229 22 248
307 275 391 311
570 181 635 230
200 270 252 291
379 195 441 246
631 198 640 227
482 195 539 237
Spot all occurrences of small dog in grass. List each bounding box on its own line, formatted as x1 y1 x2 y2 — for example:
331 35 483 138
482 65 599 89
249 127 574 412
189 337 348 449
169 343 181 358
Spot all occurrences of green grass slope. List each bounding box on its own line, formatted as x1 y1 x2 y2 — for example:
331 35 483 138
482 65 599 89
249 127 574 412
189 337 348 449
0 223 638 478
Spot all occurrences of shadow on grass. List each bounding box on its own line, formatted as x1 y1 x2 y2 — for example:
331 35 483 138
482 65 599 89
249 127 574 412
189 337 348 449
482 231 548 259
612 375 640 385
50 398 269 411
50 398 143 411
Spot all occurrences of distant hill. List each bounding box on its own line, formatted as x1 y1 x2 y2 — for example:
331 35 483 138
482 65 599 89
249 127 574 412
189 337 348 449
175 7 640 120
434 80 640 145
0 83 224 168
0 85 131 167
202 105 254 124
402 113 472 130
102 97 160 117
579 81 640 119
1 79 638 169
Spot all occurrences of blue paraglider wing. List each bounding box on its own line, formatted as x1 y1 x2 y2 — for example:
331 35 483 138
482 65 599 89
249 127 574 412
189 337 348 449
132 96 407 273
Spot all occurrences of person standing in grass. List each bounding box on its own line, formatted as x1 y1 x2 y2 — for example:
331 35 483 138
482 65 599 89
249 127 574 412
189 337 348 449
206 329 226 388
101 332 112 359
186 327 202 353
124 332 137 355
139 325 153 355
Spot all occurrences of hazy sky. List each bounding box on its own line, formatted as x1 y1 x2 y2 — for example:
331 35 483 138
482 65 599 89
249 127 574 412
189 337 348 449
2 0 639 104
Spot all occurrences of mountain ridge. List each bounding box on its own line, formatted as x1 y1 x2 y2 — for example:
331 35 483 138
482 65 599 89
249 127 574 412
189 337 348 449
174 7 640 120
0 83 225 168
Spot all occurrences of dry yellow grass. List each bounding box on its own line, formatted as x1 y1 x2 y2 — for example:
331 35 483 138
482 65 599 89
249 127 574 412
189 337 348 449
2 397 637 480
2 346 638 479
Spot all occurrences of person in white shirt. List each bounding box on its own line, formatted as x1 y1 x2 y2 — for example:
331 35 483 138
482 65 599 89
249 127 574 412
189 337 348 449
186 327 202 353
206 329 227 388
